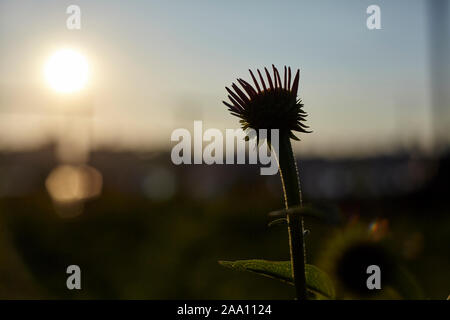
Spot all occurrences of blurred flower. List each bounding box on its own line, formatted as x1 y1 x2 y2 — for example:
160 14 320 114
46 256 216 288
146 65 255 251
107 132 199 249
223 65 311 141
316 223 423 299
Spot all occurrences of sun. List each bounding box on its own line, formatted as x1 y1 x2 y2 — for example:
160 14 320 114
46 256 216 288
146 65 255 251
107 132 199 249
44 49 89 93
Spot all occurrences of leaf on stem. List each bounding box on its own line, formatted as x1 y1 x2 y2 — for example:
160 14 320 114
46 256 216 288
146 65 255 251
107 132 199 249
268 205 341 224
218 259 335 299
269 206 324 220
267 218 287 227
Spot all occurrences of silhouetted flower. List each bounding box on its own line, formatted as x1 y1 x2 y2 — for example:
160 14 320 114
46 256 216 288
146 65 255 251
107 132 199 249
223 65 311 141
221 65 312 299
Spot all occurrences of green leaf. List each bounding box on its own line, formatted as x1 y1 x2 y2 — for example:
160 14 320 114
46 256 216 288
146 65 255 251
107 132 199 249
267 218 287 227
268 205 341 224
219 259 335 299
269 206 326 220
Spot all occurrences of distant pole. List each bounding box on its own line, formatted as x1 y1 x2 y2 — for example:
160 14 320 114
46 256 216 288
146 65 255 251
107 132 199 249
428 0 449 153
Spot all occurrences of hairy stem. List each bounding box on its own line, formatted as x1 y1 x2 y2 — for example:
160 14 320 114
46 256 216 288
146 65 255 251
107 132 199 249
275 130 307 300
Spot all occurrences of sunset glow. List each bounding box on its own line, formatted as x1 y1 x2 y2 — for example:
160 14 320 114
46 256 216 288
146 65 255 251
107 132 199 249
44 49 89 93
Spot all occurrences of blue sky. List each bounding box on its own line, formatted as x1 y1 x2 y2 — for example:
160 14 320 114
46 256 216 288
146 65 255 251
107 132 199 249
0 0 446 156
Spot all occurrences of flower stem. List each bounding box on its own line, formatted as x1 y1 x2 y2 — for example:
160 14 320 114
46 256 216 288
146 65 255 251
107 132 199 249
275 130 307 300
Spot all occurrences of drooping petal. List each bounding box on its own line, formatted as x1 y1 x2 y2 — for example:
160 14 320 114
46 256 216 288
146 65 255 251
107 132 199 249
273 65 282 89
298 121 310 129
291 69 300 95
249 69 261 93
226 87 245 108
231 83 250 104
272 65 278 88
223 101 239 112
230 111 244 118
237 78 257 98
257 69 267 92
265 67 274 90
288 67 292 90
290 132 300 141
227 94 244 111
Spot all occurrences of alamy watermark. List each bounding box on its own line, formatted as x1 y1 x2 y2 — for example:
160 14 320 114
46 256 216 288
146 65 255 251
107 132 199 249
66 265 81 290
66 5 81 30
171 121 279 175
366 265 381 290
366 5 381 30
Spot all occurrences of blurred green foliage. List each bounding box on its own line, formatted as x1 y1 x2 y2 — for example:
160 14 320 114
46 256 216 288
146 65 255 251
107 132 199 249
0 173 449 299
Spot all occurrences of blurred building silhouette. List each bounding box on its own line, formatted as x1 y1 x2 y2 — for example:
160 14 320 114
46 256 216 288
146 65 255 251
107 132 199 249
0 145 447 211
